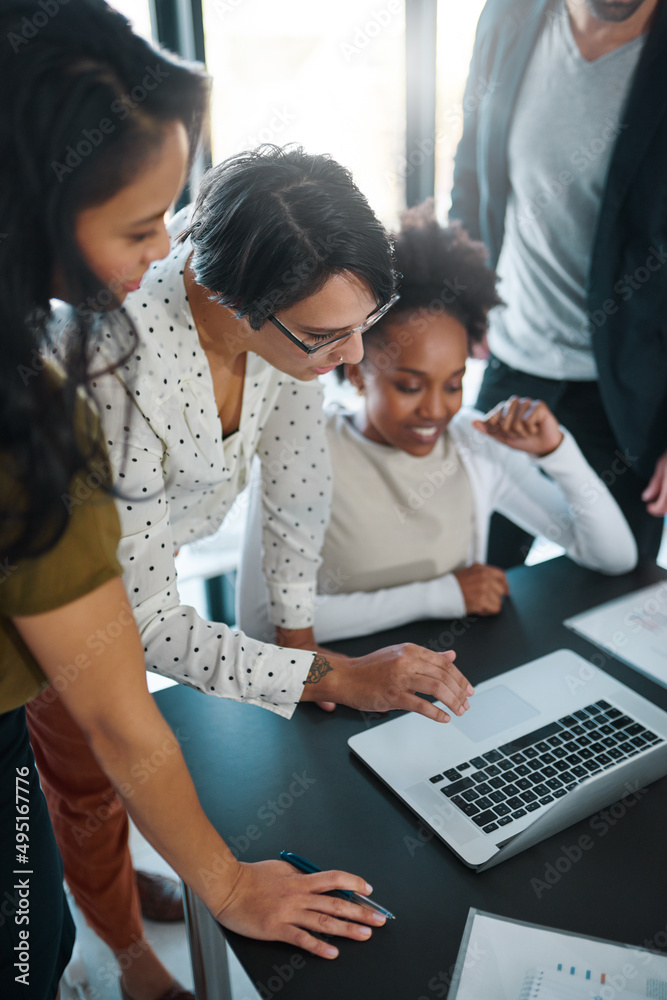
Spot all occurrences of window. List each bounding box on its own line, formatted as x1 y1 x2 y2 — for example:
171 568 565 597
201 0 406 228
108 1 487 223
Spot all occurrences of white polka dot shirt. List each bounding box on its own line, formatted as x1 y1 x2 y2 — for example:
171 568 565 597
65 217 333 718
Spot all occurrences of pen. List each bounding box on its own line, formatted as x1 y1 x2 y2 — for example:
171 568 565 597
280 851 395 920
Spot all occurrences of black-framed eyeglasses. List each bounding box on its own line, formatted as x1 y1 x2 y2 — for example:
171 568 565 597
268 292 400 356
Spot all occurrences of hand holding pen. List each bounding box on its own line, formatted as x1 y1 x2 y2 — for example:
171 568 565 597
281 852 395 920
214 858 390 960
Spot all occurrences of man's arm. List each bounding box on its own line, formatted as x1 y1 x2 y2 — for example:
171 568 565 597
449 17 485 237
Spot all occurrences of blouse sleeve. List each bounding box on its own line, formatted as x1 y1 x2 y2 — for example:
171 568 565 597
92 371 314 720
256 377 332 632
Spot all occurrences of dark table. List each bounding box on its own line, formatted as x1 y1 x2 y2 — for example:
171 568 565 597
156 557 667 1000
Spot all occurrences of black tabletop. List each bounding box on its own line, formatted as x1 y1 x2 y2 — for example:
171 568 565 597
156 557 667 1000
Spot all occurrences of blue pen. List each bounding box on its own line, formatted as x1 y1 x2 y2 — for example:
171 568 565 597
280 851 395 920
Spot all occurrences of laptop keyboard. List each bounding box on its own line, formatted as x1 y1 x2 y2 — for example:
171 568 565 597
427 700 664 835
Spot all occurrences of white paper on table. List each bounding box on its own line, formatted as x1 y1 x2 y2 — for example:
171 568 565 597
563 582 667 689
448 909 667 1000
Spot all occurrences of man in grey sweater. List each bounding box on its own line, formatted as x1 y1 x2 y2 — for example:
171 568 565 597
450 0 667 566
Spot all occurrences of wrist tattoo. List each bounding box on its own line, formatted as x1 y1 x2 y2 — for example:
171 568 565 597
305 653 333 685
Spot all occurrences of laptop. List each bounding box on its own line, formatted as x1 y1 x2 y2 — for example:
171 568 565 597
348 650 667 870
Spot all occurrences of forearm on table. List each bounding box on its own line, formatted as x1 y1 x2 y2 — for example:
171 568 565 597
274 626 349 701
272 627 351 700
272 636 400 710
306 577 466 644
268 605 473 721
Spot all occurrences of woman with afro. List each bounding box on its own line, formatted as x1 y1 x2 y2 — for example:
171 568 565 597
238 201 637 645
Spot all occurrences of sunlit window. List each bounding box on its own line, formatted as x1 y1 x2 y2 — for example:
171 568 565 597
435 0 487 216
202 0 406 229
107 0 154 42
106 0 485 228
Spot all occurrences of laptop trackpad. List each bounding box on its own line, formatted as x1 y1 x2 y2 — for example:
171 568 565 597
448 685 539 743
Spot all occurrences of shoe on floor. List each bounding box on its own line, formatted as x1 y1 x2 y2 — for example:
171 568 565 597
119 978 194 1000
135 870 184 923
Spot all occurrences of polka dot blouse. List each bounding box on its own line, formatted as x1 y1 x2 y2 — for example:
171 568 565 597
74 212 333 719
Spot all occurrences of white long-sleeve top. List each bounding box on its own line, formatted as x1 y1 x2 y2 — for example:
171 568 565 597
57 216 334 718
237 406 637 643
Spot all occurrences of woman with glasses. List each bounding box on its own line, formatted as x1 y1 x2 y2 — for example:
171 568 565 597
46 145 470 714
30 147 472 988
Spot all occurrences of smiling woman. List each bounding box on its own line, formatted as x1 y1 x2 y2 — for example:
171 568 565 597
0 2 214 996
74 122 190 299
1 6 207 567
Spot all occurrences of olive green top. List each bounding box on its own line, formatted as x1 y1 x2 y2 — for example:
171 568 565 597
0 448 122 714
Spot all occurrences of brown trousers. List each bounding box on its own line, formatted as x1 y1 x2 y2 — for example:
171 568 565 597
26 687 143 951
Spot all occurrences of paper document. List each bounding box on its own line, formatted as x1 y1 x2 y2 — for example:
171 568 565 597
448 909 667 1000
564 582 667 689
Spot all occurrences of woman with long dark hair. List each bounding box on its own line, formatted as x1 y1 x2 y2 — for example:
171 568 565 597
0 5 391 997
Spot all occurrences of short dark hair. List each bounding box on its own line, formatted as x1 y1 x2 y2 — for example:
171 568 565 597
0 0 209 562
181 145 396 329
365 199 501 348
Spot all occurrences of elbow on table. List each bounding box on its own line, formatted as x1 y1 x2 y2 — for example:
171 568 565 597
593 535 638 576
